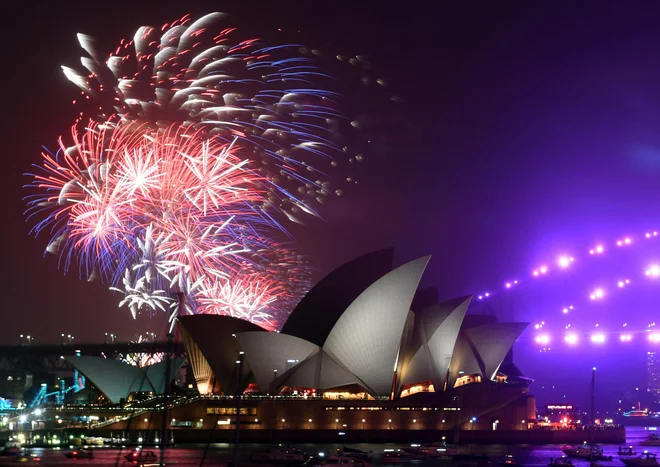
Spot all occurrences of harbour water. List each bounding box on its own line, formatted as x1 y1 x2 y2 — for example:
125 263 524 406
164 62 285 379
9 426 659 466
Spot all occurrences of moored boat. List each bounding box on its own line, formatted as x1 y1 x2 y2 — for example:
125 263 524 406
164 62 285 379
621 452 659 467
549 456 574 466
620 446 637 456
640 433 660 447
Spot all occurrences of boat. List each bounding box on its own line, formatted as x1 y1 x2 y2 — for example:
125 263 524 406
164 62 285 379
83 436 104 446
249 447 307 463
125 449 158 463
65 448 94 459
549 457 574 466
417 442 459 458
621 452 659 467
381 449 417 463
562 444 610 460
640 433 660 446
620 446 637 456
342 447 372 461
0 446 23 457
498 454 521 466
624 403 650 418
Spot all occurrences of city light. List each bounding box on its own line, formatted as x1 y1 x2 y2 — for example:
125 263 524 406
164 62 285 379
535 334 550 345
645 265 660 277
589 288 605 300
557 256 574 268
565 333 579 345
591 333 606 344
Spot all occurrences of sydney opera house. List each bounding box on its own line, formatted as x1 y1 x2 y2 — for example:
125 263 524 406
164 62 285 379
68 250 536 439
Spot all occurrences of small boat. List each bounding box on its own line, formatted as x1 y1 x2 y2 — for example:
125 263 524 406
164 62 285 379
498 454 521 466
249 447 307 463
381 449 416 463
640 434 660 447
562 444 611 461
417 442 459 458
621 452 659 467
0 442 24 458
342 447 372 461
549 456 574 466
125 449 158 463
620 446 637 456
83 436 104 446
65 448 94 459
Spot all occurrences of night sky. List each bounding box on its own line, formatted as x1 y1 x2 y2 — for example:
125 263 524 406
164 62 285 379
4 1 660 408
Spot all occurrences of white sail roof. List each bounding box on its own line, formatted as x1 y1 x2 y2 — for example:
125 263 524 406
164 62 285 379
66 356 179 404
447 333 483 388
323 256 430 395
235 332 319 393
465 322 529 380
398 296 471 392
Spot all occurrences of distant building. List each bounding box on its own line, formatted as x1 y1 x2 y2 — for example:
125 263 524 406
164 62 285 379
649 351 659 403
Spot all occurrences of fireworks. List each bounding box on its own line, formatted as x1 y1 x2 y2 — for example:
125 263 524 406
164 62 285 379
25 11 390 327
62 12 378 218
26 121 306 327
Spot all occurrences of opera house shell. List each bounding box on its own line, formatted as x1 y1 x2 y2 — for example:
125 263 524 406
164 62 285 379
84 250 535 437
167 251 535 433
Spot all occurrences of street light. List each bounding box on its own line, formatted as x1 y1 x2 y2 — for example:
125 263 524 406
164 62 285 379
335 419 339 429
413 419 417 430
388 418 392 430
308 418 312 429
361 418 365 429
281 418 285 429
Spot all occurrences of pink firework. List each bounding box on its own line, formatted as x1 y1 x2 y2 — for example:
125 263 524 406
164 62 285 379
26 121 302 325
61 12 386 218
196 274 283 331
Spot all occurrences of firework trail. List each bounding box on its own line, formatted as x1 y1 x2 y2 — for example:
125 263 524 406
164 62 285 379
26 12 385 327
62 12 381 220
26 122 302 327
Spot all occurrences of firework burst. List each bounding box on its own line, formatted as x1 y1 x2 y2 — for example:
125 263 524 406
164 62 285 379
26 121 303 326
25 12 387 327
61 12 381 218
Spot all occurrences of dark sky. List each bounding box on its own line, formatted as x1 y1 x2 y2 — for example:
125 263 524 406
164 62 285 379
4 1 660 407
